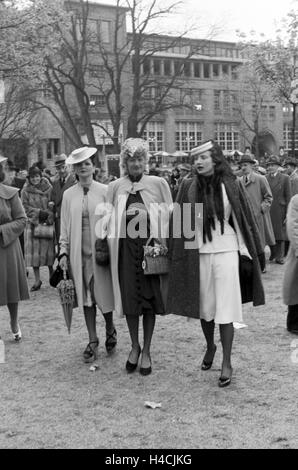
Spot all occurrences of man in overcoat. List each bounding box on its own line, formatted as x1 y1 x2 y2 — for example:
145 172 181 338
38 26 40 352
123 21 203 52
239 154 275 273
266 155 292 264
284 158 298 196
50 154 76 249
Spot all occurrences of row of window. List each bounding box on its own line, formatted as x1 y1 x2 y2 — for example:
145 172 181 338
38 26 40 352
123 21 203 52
134 58 239 80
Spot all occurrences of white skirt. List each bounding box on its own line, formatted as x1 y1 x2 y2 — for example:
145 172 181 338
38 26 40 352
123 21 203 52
199 251 243 324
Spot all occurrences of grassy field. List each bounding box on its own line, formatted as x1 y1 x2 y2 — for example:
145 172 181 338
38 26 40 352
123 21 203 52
0 259 297 449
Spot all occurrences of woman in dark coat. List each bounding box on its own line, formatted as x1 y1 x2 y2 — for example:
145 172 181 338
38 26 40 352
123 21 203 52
0 156 29 341
167 141 265 387
21 166 55 291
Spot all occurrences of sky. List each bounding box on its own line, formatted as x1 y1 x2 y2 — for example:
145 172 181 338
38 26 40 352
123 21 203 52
96 0 298 41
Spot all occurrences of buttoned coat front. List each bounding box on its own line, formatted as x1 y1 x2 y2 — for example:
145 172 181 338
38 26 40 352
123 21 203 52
283 195 298 305
106 175 173 317
266 172 292 240
60 181 114 314
289 170 298 196
240 171 275 249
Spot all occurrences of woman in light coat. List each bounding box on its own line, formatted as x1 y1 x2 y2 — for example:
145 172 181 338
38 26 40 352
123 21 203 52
0 155 29 341
283 194 298 333
59 147 116 362
107 138 172 375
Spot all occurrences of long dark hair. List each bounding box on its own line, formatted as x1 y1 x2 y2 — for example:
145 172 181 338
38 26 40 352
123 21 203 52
0 163 5 183
196 143 235 243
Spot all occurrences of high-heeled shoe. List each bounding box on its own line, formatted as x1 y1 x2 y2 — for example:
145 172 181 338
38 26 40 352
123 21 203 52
126 346 141 372
218 367 233 388
12 326 22 342
83 339 99 363
30 280 42 292
139 353 152 376
201 345 217 371
105 327 117 353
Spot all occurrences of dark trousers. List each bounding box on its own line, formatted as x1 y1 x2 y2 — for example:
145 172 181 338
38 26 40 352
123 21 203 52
287 305 298 333
269 240 285 261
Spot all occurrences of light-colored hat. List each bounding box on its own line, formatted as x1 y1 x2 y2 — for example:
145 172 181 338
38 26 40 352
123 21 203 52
266 155 281 166
0 155 7 164
54 153 67 167
190 140 214 157
66 147 97 165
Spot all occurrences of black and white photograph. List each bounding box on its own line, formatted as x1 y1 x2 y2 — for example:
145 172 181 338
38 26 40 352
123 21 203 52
1 0 298 452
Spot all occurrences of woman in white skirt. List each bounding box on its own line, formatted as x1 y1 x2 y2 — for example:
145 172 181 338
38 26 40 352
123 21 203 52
167 141 265 387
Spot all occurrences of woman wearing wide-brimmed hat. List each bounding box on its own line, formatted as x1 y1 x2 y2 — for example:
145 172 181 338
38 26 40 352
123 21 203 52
107 138 173 375
167 141 265 387
0 155 29 341
59 147 116 363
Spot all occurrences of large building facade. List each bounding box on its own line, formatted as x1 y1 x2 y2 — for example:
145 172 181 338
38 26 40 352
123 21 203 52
1 1 291 168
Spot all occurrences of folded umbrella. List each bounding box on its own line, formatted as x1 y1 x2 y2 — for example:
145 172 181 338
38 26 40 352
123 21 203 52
57 268 76 333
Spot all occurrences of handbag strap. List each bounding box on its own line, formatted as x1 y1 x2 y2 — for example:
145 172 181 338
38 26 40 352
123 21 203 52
145 236 161 247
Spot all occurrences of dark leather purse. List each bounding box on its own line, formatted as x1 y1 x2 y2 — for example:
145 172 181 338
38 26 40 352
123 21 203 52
50 264 67 288
95 238 110 266
239 254 253 304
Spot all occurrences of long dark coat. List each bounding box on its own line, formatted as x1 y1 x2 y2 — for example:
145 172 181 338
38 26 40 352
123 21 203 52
283 195 298 305
166 175 265 319
50 174 76 242
266 172 292 241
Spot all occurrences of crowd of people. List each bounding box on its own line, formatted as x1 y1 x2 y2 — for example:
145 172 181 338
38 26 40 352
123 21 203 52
1 138 298 388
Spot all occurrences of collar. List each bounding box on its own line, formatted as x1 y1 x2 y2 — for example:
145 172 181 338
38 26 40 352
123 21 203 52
121 175 147 194
0 183 19 199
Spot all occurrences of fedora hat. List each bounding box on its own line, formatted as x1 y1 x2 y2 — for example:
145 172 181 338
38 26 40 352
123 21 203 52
0 155 7 164
266 155 281 166
283 157 297 167
239 154 255 165
54 153 67 167
66 147 97 165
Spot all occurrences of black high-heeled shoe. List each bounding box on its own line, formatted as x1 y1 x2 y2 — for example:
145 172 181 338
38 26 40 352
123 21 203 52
83 339 99 363
201 345 217 371
126 346 141 372
30 280 42 292
218 367 233 388
139 353 152 376
105 327 117 353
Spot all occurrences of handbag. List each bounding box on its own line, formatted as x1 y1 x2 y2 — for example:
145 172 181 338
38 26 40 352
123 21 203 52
33 223 54 239
50 264 67 288
95 237 109 266
239 254 253 304
142 237 169 275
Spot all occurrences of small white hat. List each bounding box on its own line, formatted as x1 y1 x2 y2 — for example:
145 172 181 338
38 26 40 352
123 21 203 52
66 147 97 165
0 155 7 164
190 140 214 157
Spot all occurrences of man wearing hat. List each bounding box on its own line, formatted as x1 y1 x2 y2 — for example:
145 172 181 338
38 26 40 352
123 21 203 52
177 163 192 185
239 154 275 273
50 153 76 248
266 155 292 264
283 158 298 196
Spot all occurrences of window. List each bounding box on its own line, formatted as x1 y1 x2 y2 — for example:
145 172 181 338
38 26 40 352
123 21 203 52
184 61 191 77
174 60 183 75
269 106 276 120
153 59 161 75
213 63 219 78
90 94 105 106
194 62 201 78
143 57 150 75
164 59 171 76
100 21 111 43
222 64 229 76
142 122 164 152
214 124 239 151
89 64 105 78
46 139 60 160
203 63 210 78
231 65 238 80
214 90 221 111
223 91 230 112
283 124 298 152
175 122 203 151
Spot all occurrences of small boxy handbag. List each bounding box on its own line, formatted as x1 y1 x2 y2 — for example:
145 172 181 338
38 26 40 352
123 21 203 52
142 237 169 275
33 223 54 239
95 237 110 266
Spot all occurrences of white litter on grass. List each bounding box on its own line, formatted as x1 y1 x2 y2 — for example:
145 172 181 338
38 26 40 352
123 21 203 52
89 364 99 371
144 401 162 409
233 322 248 329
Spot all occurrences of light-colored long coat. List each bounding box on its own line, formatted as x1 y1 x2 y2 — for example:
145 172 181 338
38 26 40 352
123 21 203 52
240 171 275 249
283 195 298 305
60 181 114 314
106 175 173 317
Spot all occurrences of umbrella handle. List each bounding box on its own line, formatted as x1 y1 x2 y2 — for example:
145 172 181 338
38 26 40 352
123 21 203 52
62 267 68 280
